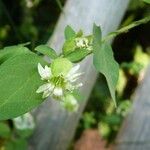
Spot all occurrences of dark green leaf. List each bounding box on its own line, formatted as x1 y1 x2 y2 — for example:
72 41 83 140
102 115 121 125
0 52 46 120
16 129 34 138
64 25 76 40
5 139 28 150
93 25 119 106
35 45 58 59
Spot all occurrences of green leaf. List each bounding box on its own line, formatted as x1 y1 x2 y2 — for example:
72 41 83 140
0 52 46 120
93 24 102 43
0 122 11 138
62 38 76 55
35 45 58 59
102 115 121 125
143 0 150 4
93 25 119 106
65 48 91 62
5 139 28 150
16 129 34 138
76 29 83 37
64 25 76 40
51 58 72 76
0 45 30 64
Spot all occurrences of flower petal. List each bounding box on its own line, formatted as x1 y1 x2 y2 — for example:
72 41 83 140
36 83 52 93
38 63 51 80
42 90 51 98
68 72 83 82
53 87 63 97
67 64 80 78
75 83 83 88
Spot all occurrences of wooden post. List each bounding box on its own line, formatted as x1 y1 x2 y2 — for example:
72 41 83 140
29 0 130 149
114 66 150 150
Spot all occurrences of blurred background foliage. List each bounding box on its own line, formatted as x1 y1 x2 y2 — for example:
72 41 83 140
0 0 65 49
0 0 150 149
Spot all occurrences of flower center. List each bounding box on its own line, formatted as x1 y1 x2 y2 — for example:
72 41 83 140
49 75 66 88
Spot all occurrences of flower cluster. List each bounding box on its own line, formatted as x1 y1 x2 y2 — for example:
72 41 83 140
75 37 93 51
36 58 83 111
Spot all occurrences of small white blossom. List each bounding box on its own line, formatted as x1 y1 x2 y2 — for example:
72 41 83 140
36 63 83 100
13 113 35 130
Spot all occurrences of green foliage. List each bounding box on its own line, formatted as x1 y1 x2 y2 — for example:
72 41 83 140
64 25 76 40
15 129 34 139
65 48 91 62
63 38 76 55
5 139 28 150
81 112 96 129
51 58 72 76
0 50 46 120
63 28 92 62
0 45 30 64
35 44 58 59
93 24 119 106
143 0 150 4
0 122 11 138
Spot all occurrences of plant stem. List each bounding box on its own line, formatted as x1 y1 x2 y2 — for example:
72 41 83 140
103 16 150 42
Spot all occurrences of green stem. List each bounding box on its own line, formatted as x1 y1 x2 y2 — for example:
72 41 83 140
56 0 64 13
103 16 150 42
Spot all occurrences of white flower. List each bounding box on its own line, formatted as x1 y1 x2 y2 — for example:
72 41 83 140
13 113 35 130
36 63 83 100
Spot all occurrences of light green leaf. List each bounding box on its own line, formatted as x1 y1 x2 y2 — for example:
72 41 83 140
65 48 91 62
62 38 76 55
93 25 119 106
35 45 58 59
0 122 11 138
143 0 150 4
64 25 76 40
0 53 46 120
51 58 72 76
0 45 30 64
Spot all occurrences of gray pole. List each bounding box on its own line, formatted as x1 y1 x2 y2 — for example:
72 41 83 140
115 66 150 150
